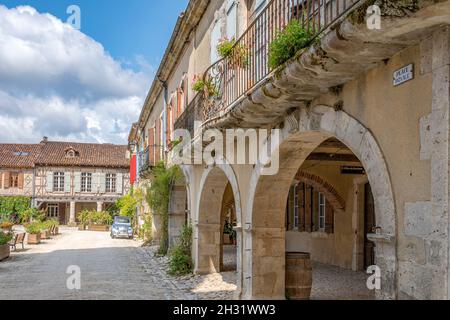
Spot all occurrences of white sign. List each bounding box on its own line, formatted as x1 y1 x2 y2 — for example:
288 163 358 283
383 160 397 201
393 64 414 86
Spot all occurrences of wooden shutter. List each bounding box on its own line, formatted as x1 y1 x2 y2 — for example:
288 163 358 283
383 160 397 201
149 127 155 166
18 173 24 189
167 104 172 146
116 173 123 194
64 172 71 193
305 185 312 232
0 172 2 189
298 183 306 232
98 173 106 193
74 172 81 193
286 187 294 231
4 172 10 189
325 200 334 234
46 172 53 192
155 119 161 162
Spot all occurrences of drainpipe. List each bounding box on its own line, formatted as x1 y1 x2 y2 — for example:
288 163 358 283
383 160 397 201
158 78 168 161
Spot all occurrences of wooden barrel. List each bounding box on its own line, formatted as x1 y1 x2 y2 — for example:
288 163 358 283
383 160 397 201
285 252 312 300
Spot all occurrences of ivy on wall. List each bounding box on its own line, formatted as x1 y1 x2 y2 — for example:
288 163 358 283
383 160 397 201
146 162 182 256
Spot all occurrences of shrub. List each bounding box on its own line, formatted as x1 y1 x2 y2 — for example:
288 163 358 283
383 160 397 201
0 196 31 223
268 19 313 69
25 222 43 235
77 210 91 227
0 232 13 245
140 214 153 244
90 211 113 225
19 208 46 224
168 224 193 276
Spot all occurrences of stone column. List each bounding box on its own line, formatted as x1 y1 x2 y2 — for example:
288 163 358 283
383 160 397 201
69 201 76 225
97 201 103 212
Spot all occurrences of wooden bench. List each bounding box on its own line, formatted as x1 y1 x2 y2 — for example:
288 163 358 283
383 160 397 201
9 233 25 251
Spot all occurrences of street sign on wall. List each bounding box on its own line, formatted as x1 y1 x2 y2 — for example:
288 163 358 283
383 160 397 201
393 64 414 86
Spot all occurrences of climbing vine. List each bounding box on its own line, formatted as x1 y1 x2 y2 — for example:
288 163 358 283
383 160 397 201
146 162 182 256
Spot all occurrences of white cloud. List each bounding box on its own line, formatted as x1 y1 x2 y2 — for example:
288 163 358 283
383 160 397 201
0 5 151 144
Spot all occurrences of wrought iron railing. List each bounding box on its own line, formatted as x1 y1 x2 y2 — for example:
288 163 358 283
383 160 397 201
176 0 363 131
174 92 205 137
203 0 363 117
138 146 150 174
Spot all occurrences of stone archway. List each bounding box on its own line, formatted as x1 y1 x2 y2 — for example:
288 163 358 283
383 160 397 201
194 163 243 297
243 105 397 300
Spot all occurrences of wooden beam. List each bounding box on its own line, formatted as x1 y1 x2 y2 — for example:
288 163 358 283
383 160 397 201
306 153 360 163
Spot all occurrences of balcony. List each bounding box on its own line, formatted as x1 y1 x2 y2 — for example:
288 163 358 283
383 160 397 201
175 0 364 133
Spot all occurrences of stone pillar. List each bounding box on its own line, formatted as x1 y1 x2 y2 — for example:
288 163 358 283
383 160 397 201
69 201 76 225
195 223 222 274
97 201 103 212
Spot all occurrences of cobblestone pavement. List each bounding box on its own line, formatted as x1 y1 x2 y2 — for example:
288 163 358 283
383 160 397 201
0 228 371 300
0 228 236 300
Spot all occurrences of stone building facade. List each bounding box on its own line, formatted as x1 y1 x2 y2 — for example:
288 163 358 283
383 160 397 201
130 0 450 300
0 139 130 224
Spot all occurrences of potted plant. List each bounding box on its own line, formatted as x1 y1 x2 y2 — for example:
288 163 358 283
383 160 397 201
26 222 42 245
88 211 112 232
223 220 233 245
192 75 219 98
0 232 13 261
217 38 248 69
77 210 90 231
40 221 52 240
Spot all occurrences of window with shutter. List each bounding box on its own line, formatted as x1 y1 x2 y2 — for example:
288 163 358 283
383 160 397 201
226 0 237 40
116 173 123 194
74 172 81 193
149 127 155 166
18 173 24 189
46 172 53 192
210 20 222 64
4 172 10 189
64 172 71 193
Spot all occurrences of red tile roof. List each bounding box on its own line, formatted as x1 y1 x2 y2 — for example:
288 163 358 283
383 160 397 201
0 144 42 169
0 141 129 169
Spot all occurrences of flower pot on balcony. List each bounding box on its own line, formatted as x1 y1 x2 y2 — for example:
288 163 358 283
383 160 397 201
0 244 10 261
27 233 41 245
88 225 110 232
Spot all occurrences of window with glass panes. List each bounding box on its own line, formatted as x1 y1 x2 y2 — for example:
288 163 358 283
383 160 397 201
106 173 116 193
53 172 64 192
81 173 92 192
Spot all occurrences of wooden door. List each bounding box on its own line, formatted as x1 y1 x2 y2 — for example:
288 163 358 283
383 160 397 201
364 183 376 269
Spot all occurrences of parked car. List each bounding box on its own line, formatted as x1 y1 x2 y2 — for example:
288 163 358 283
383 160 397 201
111 216 133 239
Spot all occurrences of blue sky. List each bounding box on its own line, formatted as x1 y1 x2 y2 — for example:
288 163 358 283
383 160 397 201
0 1 188 144
1 0 189 72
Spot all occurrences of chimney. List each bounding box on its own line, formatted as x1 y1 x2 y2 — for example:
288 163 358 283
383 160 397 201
41 136 48 143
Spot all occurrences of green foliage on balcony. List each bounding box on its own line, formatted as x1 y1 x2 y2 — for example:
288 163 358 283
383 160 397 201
268 19 313 69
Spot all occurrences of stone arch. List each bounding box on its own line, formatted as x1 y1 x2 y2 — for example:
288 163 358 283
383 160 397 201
194 162 243 297
295 171 346 210
243 105 397 300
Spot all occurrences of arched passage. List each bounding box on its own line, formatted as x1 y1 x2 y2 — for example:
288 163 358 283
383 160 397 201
243 106 397 300
194 163 243 296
